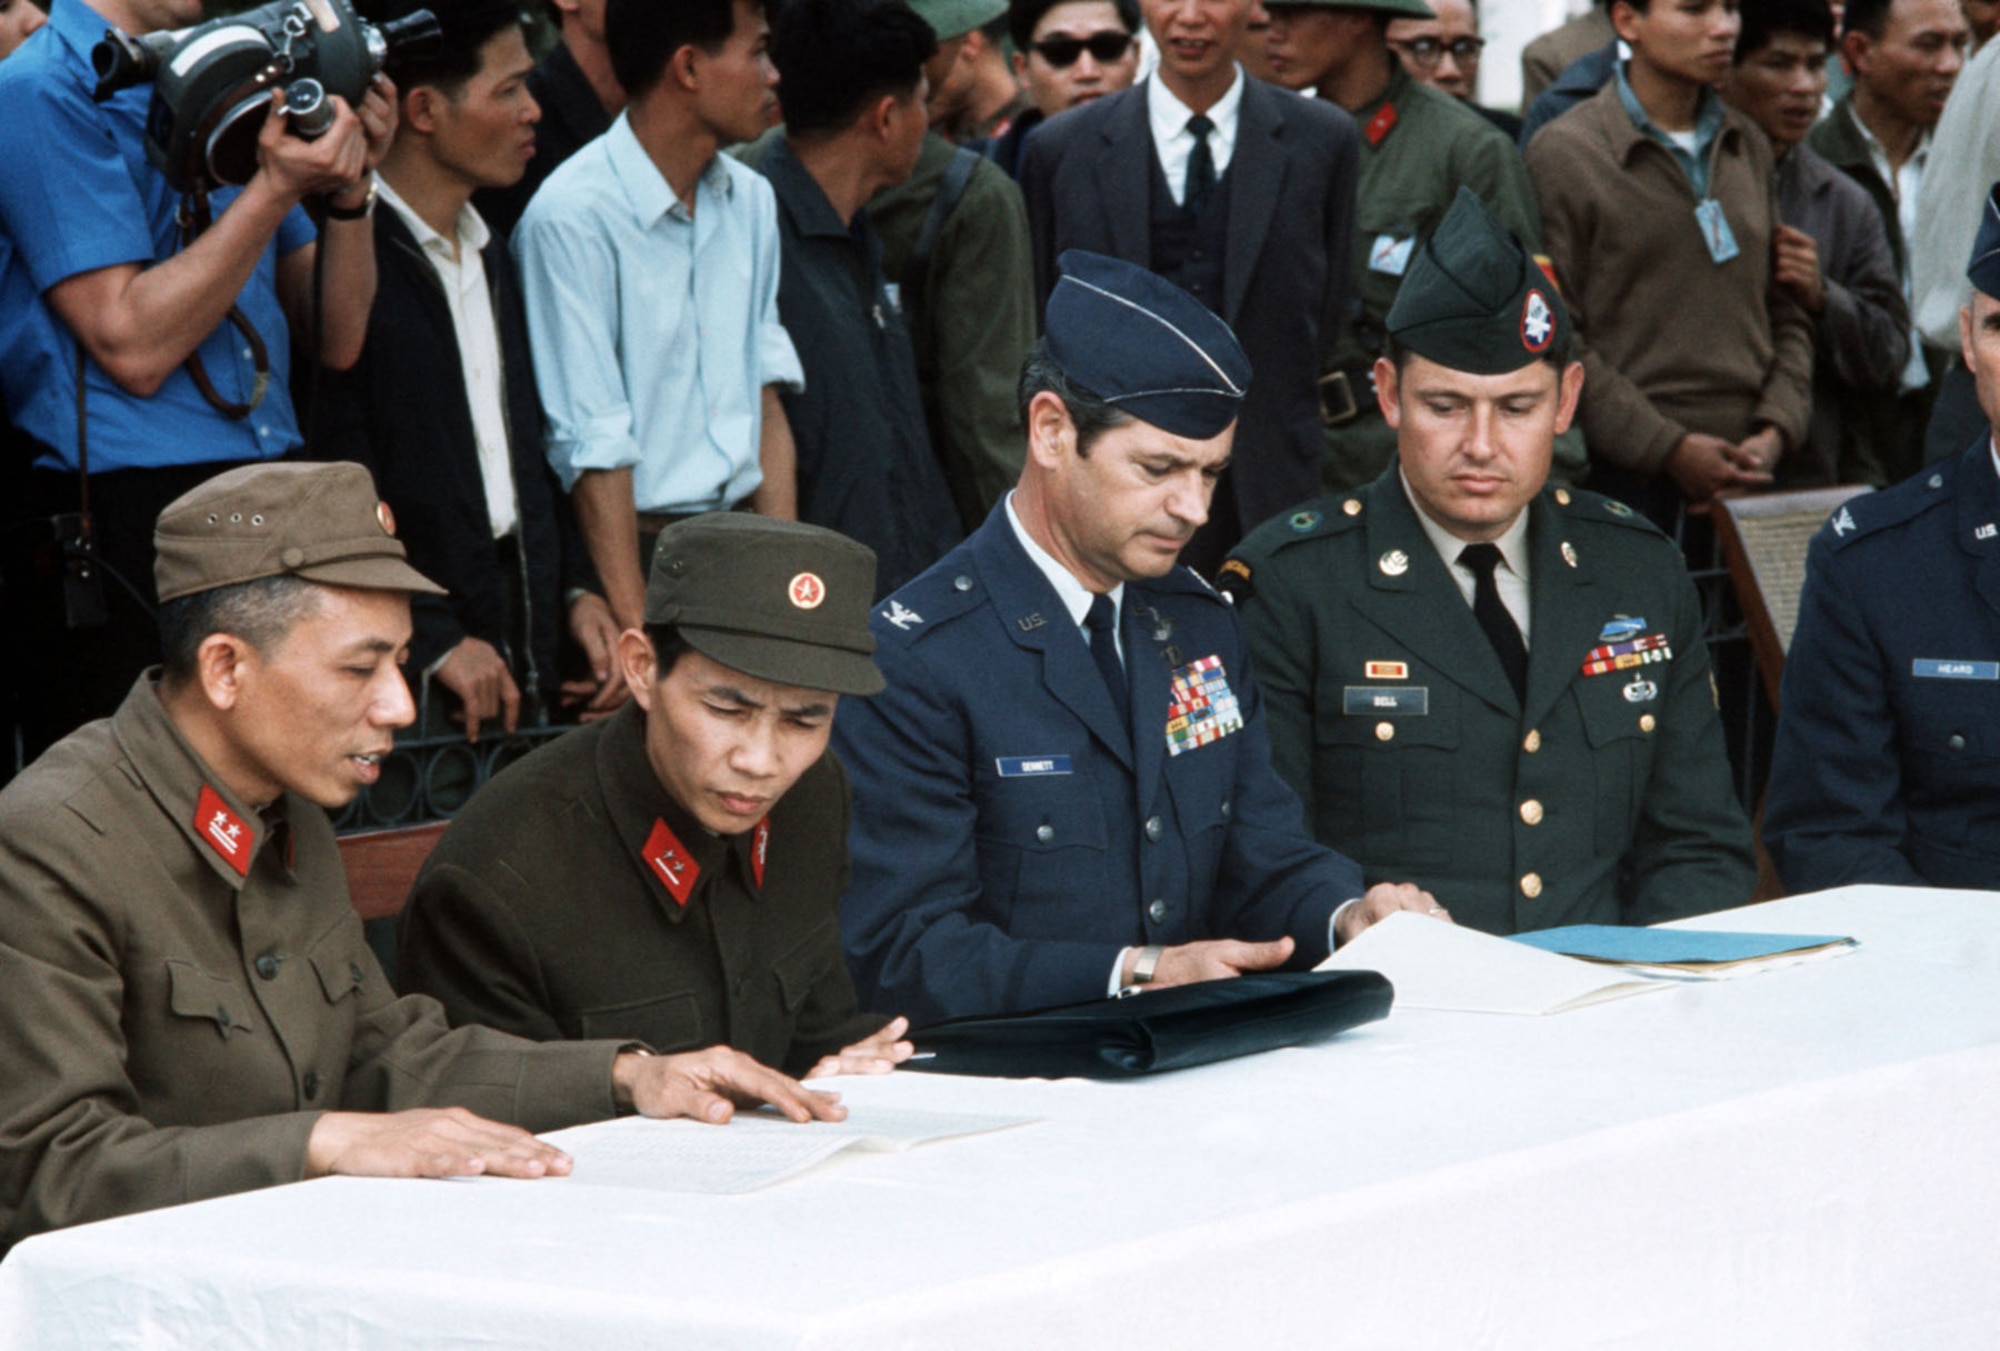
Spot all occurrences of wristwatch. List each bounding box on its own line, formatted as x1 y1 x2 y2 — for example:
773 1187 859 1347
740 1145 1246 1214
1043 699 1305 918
1131 945 1164 985
324 176 378 221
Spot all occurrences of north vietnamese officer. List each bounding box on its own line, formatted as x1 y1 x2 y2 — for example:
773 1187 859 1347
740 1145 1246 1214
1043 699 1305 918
1225 190 1756 935
833 250 1438 1027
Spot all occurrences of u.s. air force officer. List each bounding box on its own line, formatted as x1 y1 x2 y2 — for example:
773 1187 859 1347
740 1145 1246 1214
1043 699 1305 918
1224 191 1756 934
1763 184 2000 893
834 251 1437 1027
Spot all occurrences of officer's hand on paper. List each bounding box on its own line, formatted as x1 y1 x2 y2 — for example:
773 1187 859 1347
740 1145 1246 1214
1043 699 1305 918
1334 881 1448 946
805 1017 915 1079
614 1045 848 1124
305 1106 574 1180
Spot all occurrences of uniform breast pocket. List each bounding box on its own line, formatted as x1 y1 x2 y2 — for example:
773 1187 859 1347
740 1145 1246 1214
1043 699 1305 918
1315 685 1460 868
772 925 836 1017
974 769 1110 935
1575 681 1660 853
165 959 260 1041
1897 683 1999 836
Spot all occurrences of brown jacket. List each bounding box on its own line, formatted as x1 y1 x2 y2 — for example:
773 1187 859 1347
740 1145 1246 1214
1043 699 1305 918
1526 84 1814 476
397 704 885 1078
0 679 624 1253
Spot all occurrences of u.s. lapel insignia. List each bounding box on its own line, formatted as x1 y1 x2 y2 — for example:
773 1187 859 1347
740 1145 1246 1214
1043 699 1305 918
194 785 252 878
751 818 770 888
1977 523 1998 541
642 818 700 906
1018 612 1047 632
1378 549 1409 577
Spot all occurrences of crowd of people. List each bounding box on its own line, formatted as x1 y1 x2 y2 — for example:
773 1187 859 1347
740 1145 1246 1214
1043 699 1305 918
1 0 1997 1257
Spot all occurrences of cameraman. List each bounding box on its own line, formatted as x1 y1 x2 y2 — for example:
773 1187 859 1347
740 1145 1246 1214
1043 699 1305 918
0 0 393 761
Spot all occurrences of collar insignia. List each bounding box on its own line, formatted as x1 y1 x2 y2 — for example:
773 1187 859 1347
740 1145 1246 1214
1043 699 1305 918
194 785 252 878
643 818 700 906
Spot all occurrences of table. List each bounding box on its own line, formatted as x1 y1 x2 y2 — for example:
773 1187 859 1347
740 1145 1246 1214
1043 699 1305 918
5 885 1999 1349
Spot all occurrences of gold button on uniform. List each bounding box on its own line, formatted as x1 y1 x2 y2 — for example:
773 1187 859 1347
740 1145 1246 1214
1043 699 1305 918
1520 872 1543 899
1639 713 1656 733
1375 721 1395 742
1523 729 1541 754
1554 488 1571 506
1520 799 1544 825
1342 498 1362 517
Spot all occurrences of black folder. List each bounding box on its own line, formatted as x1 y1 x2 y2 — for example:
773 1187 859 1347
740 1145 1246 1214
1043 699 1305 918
903 970 1394 1079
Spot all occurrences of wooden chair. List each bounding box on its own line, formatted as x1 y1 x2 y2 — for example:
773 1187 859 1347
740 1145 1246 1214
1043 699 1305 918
336 822 447 980
1713 486 1874 709
1713 485 1872 901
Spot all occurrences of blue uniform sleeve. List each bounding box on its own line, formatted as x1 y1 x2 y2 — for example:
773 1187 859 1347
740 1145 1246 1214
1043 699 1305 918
0 64 157 292
833 631 1127 1028
1763 533 1926 890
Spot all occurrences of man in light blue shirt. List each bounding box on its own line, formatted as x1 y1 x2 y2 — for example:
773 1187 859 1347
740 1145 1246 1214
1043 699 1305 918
515 0 805 631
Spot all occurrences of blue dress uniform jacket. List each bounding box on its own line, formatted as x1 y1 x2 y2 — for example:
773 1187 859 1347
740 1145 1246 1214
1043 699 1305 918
833 508 1362 1027
1229 471 1756 934
1764 443 2000 891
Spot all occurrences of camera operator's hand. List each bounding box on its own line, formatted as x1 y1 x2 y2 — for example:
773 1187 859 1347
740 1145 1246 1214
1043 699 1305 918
253 89 370 207
352 75 399 177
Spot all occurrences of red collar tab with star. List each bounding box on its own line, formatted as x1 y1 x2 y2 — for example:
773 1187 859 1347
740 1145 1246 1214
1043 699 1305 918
643 818 701 906
751 818 770 888
194 785 253 878
1363 101 1398 147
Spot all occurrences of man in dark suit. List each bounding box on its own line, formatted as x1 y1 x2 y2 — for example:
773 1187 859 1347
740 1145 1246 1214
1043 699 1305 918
1763 184 2000 894
1018 0 1360 576
834 252 1435 1028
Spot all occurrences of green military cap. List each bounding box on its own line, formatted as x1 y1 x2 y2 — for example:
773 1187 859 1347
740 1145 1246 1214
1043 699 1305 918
1263 0 1435 18
154 461 446 604
906 0 1006 41
1385 186 1570 375
647 514 886 696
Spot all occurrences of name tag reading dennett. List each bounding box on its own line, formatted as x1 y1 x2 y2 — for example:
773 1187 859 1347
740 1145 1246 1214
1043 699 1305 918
1912 659 2000 681
996 756 1074 777
1342 686 1429 716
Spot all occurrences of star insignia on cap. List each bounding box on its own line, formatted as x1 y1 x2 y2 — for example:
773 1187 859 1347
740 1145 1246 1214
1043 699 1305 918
788 572 826 610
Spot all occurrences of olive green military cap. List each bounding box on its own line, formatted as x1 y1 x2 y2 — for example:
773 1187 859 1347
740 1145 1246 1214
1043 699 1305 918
154 461 446 604
1263 0 1434 19
1386 186 1569 375
906 0 1006 41
647 514 885 697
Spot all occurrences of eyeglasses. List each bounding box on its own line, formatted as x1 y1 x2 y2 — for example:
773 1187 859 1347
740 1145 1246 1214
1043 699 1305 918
1031 31 1135 67
1391 35 1487 66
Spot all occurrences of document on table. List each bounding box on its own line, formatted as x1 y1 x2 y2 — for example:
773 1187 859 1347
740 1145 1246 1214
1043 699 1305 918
1314 911 1671 1015
1509 924 1857 978
535 1108 1039 1194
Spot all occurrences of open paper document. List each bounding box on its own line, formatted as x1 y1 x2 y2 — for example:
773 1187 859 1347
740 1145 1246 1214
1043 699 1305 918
1315 911 1670 1015
1509 924 1857 978
536 1107 1038 1195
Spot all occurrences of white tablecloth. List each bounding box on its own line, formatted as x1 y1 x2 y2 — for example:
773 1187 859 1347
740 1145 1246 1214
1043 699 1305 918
5 885 1999 1349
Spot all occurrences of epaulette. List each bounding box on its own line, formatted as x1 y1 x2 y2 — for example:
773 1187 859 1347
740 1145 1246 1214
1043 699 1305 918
1820 469 1951 551
1218 496 1366 606
869 566 985 646
1553 484 1669 539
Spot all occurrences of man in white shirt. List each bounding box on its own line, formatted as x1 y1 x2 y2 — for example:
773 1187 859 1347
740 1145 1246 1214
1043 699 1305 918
514 0 804 633
327 0 621 740
1018 0 1360 577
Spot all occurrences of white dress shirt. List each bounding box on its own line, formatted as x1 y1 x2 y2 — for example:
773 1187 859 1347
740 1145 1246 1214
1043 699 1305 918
1005 490 1125 660
1403 470 1533 646
1850 103 1932 394
1146 66 1245 208
377 176 519 539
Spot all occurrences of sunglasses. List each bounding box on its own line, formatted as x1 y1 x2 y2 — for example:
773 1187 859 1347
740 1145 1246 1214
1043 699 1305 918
1031 31 1135 67
1392 35 1486 65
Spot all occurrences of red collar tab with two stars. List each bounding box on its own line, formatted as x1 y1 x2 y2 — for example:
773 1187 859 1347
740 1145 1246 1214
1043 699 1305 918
643 818 701 906
751 818 770 888
1363 101 1398 147
194 785 253 878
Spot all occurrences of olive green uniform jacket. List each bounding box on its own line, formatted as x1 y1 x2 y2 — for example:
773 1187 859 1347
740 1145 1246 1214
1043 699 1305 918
1225 469 1757 935
0 679 624 1253
1321 63 1581 491
397 703 884 1079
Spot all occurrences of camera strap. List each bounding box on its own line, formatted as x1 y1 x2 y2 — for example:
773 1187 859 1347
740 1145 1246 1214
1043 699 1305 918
176 189 271 420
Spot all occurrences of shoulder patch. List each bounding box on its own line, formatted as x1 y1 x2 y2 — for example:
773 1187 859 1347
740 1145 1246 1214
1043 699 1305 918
1216 557 1255 606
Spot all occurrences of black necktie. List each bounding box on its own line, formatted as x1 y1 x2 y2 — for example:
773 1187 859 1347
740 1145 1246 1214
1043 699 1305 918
1185 113 1216 217
1085 593 1131 727
1458 543 1528 704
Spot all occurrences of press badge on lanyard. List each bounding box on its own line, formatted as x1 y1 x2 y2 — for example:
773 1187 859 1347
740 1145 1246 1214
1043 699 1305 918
1695 199 1739 264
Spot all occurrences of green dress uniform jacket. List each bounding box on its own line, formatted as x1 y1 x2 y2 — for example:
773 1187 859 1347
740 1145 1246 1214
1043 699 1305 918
396 703 885 1079
1322 63 1567 491
0 679 624 1253
1225 469 1757 935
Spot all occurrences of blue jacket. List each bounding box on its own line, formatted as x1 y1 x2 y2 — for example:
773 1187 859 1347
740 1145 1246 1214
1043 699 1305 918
833 507 1362 1027
1765 442 2000 891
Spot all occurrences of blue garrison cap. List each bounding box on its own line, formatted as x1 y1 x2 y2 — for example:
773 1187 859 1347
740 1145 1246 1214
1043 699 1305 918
1969 181 2000 301
1044 250 1251 438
